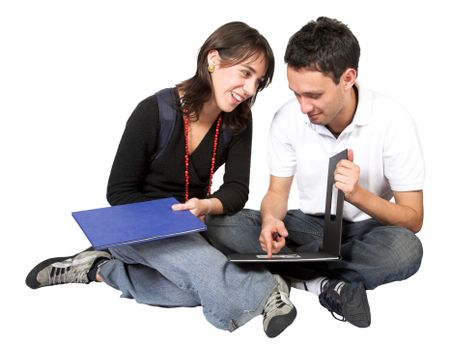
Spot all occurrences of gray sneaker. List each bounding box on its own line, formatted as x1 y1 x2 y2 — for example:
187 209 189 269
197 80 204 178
263 274 297 338
26 249 111 289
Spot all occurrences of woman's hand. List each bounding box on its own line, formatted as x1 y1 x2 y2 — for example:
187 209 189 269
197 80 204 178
171 198 211 221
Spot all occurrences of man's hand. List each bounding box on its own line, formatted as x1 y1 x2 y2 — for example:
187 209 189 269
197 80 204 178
334 149 361 202
259 217 289 258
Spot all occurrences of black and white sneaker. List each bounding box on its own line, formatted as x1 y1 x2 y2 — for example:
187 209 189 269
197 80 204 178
263 274 297 338
25 249 111 289
319 280 371 327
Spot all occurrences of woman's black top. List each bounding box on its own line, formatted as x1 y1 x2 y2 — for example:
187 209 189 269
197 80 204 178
106 89 252 215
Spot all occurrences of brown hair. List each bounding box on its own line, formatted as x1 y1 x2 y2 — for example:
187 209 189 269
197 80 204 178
177 21 274 132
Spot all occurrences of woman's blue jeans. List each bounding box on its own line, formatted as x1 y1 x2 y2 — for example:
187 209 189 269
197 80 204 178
98 232 275 331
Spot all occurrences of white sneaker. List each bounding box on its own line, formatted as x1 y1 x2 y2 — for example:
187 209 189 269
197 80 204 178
26 249 111 289
262 274 297 337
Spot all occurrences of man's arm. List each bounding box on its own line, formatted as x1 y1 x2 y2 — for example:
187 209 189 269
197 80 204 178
346 189 423 233
335 149 424 233
259 175 294 256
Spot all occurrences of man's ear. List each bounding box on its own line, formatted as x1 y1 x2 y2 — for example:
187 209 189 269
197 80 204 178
341 68 357 90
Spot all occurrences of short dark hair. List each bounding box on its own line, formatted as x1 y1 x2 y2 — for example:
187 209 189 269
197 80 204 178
284 17 360 84
178 21 274 131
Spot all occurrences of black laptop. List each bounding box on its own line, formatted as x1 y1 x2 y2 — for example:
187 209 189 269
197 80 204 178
228 149 347 263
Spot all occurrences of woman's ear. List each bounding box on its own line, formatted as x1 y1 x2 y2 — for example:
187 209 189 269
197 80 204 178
207 49 220 67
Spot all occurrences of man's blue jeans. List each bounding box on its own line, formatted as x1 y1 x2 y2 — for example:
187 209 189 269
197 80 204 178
205 209 423 289
98 232 275 331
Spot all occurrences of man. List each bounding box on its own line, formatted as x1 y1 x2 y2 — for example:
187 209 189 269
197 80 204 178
206 16 424 328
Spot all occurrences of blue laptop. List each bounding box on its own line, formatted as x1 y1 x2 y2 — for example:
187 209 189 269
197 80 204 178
72 197 206 250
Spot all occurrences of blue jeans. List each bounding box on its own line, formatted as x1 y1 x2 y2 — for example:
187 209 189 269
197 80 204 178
98 233 275 331
205 209 423 290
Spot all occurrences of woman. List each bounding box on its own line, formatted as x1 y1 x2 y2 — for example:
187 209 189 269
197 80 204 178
25 22 296 337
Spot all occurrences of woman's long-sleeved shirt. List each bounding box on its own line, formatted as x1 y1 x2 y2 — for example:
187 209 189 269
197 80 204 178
106 88 252 215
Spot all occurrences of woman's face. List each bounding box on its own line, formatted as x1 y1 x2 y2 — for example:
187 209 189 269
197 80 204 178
208 50 267 113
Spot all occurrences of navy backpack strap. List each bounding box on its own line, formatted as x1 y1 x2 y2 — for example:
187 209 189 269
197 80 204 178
153 88 178 161
221 127 232 147
154 87 233 161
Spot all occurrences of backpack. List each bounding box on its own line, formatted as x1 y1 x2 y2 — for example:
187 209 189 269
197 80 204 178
153 88 232 161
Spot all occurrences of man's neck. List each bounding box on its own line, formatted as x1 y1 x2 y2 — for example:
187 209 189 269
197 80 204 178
327 85 358 138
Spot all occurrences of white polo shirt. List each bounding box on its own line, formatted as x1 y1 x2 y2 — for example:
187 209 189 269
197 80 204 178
268 83 425 222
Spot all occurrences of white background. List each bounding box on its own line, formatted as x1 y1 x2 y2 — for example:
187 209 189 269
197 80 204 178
1 0 448 345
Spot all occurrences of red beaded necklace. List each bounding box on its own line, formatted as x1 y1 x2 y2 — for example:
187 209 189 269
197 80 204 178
183 113 223 202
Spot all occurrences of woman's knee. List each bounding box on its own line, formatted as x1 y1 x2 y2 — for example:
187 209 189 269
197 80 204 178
205 209 262 254
207 209 261 228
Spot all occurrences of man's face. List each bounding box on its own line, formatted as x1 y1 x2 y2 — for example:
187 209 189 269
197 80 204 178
287 67 347 126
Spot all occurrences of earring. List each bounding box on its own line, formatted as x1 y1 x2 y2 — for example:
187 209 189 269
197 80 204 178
207 65 215 73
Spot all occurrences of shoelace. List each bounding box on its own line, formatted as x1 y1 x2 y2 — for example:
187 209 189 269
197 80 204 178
49 265 88 285
263 290 289 319
321 281 347 322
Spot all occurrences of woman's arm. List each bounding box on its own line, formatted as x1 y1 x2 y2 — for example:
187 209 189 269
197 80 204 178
210 119 253 214
106 96 159 205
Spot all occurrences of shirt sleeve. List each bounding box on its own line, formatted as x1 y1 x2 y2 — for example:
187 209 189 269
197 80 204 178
106 96 159 205
383 102 425 191
268 109 297 177
210 119 252 215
